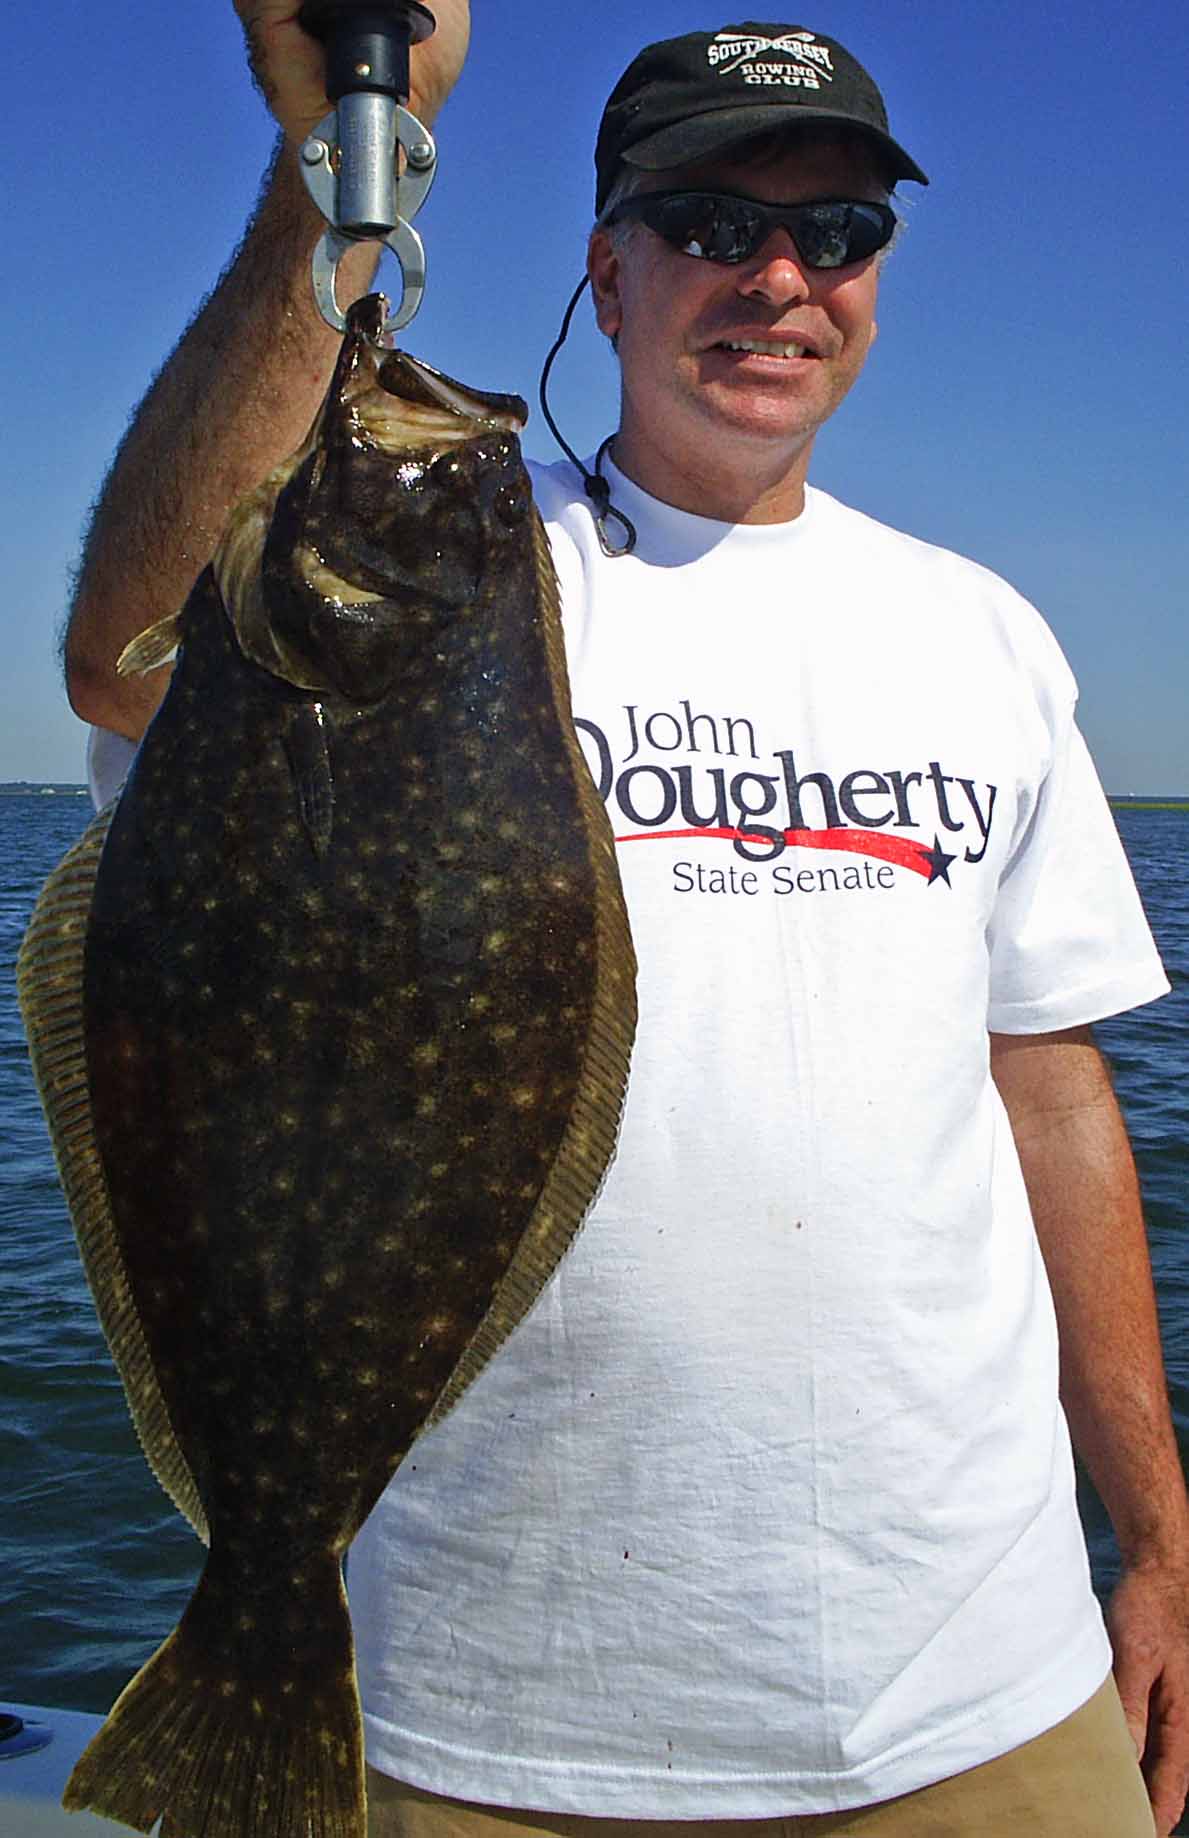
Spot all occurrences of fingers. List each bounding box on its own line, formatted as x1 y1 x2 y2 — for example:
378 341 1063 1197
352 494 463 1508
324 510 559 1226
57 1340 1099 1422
230 0 470 142
231 2 334 143
1143 1676 1189 1837
1114 1656 1154 1766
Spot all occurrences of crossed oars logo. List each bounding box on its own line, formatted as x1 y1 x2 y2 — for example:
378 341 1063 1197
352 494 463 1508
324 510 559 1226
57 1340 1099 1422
709 31 836 79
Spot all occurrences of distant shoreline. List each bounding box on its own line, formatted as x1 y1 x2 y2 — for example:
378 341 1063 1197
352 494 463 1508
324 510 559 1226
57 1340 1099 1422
0 784 87 797
1108 798 1189 812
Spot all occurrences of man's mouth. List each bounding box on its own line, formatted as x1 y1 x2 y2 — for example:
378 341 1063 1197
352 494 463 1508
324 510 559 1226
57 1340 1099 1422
715 338 816 358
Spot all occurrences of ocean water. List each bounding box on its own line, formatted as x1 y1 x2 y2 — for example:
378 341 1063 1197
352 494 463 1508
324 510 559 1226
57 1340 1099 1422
2 790 1187 1730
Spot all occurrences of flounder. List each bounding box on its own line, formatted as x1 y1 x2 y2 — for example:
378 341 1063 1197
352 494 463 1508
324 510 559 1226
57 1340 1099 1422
17 295 636 1838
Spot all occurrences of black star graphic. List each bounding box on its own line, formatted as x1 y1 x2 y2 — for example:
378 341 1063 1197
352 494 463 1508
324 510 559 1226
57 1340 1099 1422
922 834 957 887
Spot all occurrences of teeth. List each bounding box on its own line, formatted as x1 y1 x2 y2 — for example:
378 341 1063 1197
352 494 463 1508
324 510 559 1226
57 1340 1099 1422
722 338 808 357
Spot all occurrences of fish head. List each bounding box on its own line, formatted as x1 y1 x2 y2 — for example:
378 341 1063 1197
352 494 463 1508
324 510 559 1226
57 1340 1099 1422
214 296 531 704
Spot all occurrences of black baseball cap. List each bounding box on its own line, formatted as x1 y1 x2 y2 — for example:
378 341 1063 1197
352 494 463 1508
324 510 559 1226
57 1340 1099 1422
595 22 928 213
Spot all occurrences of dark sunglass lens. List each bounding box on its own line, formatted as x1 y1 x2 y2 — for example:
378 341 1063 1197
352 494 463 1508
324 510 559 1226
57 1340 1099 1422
648 195 757 262
797 202 891 268
794 203 855 269
844 204 893 262
700 198 765 262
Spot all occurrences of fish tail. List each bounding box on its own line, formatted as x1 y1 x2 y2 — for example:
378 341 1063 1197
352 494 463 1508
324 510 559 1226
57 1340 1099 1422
63 1545 365 1837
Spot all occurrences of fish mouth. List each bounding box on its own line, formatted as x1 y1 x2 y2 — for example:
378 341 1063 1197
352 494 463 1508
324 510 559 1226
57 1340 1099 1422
340 296 528 448
374 350 528 436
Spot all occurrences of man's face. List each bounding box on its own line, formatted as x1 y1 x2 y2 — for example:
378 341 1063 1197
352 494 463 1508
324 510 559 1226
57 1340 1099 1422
589 135 888 497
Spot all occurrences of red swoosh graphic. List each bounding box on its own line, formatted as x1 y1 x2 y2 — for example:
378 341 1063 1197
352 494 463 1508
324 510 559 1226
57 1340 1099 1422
613 826 933 878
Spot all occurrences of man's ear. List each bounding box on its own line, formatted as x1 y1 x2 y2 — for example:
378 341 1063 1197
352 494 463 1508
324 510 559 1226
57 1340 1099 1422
587 229 623 341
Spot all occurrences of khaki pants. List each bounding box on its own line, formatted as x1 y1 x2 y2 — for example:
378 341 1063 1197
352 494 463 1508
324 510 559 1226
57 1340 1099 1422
366 1677 1155 1837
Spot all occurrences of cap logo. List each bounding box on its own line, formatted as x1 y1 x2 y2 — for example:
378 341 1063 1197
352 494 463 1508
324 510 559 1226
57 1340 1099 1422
706 29 835 86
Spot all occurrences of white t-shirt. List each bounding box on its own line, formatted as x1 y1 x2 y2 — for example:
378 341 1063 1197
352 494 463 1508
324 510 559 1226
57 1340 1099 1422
88 461 1168 1817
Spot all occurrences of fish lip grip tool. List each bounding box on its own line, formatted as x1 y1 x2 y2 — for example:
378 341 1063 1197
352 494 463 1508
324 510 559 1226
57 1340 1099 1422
297 0 437 335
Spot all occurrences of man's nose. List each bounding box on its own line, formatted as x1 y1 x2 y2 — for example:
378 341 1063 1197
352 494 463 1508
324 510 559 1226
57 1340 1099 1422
736 230 811 305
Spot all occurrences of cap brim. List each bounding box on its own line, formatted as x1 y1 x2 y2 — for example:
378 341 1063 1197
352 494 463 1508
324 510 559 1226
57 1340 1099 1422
621 106 928 187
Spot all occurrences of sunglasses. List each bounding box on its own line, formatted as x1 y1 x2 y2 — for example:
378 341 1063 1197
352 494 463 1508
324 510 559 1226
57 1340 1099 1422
601 191 897 270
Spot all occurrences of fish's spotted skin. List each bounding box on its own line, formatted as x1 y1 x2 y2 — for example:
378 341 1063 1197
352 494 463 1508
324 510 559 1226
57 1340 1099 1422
20 299 636 1838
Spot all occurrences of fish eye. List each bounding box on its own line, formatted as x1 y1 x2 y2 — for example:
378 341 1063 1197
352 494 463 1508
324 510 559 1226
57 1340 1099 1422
495 481 529 527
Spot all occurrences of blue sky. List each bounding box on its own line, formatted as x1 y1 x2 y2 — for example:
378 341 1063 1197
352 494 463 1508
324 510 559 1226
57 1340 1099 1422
4 0 1187 788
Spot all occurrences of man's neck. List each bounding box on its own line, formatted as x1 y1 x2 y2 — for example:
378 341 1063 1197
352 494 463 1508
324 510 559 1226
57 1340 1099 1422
608 422 814 525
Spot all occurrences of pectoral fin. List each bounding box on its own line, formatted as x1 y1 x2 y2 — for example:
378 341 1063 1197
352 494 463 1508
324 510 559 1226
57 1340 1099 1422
283 701 335 858
117 611 185 677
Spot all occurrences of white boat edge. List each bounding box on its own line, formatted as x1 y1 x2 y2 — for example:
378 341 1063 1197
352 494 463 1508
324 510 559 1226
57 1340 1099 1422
0 1703 137 1836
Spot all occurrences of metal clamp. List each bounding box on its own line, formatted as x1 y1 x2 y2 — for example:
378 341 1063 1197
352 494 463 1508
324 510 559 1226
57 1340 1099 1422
300 103 437 335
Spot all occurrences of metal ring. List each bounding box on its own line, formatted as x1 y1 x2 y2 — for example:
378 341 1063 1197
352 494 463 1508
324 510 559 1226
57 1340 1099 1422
311 221 428 335
379 219 427 331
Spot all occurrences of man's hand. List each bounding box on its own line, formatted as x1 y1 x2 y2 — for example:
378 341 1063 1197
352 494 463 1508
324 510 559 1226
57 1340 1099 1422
1109 1562 1189 1836
232 0 471 144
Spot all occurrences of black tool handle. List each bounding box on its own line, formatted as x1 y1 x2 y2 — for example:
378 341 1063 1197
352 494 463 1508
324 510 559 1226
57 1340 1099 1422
297 0 436 103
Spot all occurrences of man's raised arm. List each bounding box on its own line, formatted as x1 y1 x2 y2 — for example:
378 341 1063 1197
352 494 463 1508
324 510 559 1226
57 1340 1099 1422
64 0 470 744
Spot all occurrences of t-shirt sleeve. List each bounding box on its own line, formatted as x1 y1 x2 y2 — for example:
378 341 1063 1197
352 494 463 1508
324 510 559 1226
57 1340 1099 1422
986 721 1169 1032
87 725 137 811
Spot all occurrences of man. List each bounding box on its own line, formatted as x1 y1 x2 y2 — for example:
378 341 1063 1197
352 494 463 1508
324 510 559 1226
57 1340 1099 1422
65 8 1189 1835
